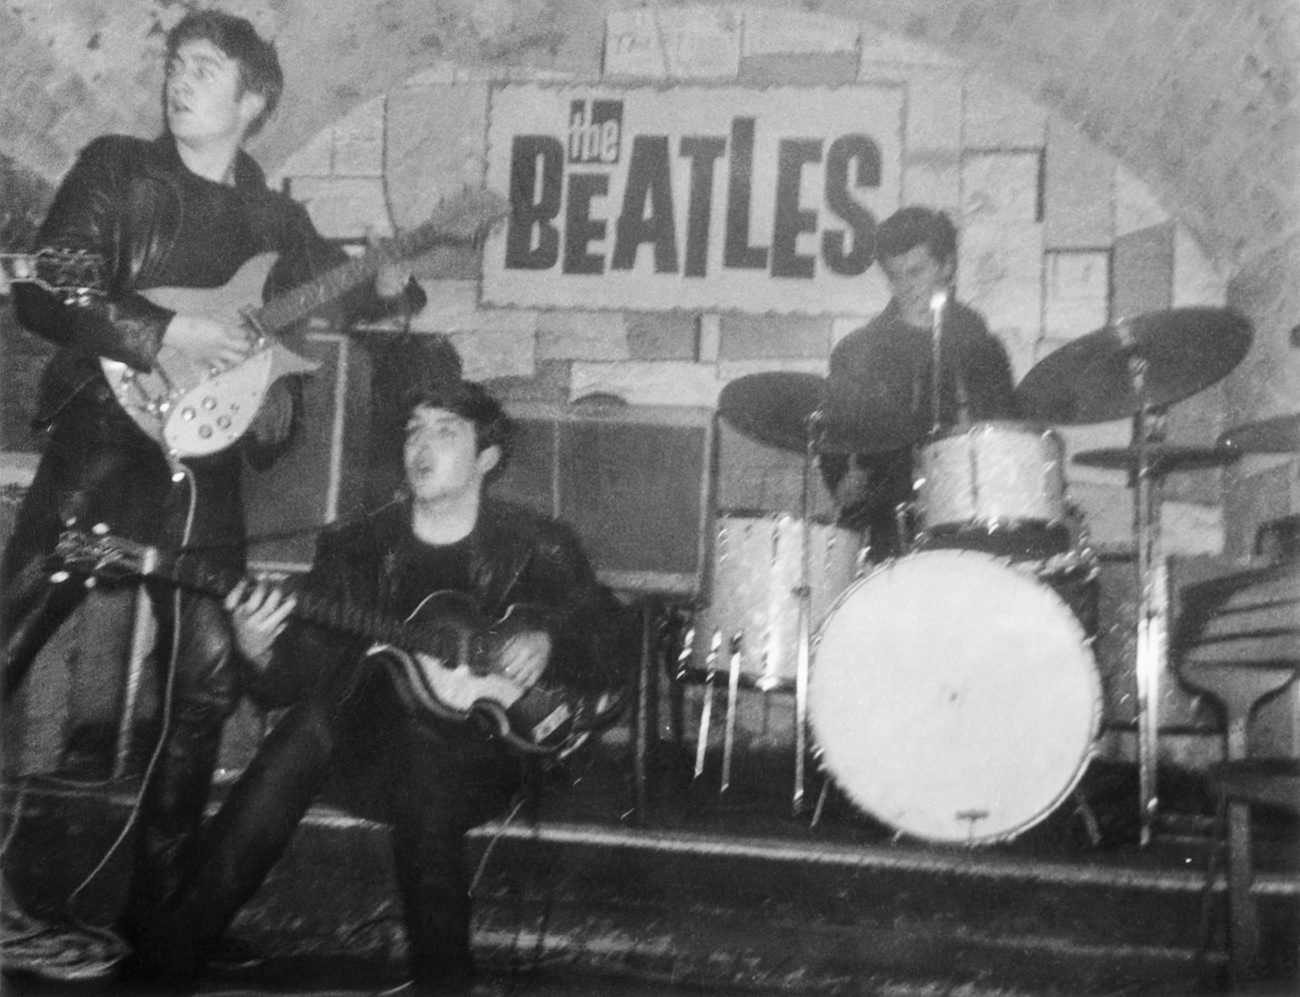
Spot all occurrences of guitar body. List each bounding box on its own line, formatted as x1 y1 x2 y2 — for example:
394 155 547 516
369 591 586 757
99 253 320 458
41 189 508 460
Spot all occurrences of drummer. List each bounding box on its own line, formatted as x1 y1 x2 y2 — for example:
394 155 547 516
819 206 1020 560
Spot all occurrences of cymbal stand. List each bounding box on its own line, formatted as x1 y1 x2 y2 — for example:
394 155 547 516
790 408 824 816
1124 332 1170 848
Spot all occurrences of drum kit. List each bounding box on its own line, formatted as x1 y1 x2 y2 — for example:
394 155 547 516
698 305 1286 846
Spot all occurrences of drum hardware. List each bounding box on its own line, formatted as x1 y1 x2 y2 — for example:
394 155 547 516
720 631 744 796
1019 307 1254 846
693 630 721 781
1218 412 1300 454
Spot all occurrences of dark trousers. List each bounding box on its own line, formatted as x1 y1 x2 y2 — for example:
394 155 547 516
149 668 523 992
2 390 244 930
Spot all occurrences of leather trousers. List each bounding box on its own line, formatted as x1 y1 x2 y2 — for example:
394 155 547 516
2 390 244 934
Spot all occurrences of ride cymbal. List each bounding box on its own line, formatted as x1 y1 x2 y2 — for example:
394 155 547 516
1017 307 1253 424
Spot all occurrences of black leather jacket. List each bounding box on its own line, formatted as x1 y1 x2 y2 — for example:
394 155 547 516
249 496 635 715
13 134 375 429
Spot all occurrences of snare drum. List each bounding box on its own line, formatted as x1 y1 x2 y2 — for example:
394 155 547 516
917 421 1066 534
810 549 1101 844
694 512 861 691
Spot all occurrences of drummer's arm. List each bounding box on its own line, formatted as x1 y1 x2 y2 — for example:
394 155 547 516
819 451 874 509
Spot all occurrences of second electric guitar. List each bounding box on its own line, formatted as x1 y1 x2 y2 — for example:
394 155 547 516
99 188 506 458
54 529 612 758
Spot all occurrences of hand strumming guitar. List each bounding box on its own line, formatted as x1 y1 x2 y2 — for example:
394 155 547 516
162 312 253 372
495 629 551 691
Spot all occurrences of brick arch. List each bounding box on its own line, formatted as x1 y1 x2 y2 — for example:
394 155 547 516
0 0 1293 275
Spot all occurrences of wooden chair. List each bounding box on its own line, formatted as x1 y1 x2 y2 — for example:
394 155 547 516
1174 560 1300 988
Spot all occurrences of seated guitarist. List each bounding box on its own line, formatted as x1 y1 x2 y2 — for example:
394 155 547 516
2 6 426 973
122 378 635 994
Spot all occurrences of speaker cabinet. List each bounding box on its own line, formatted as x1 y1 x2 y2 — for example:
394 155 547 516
243 331 372 570
492 402 715 598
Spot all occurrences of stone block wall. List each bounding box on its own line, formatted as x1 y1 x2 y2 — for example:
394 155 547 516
267 7 1232 555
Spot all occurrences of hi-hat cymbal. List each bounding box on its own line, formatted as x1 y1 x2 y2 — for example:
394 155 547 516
718 371 827 452
1073 443 1242 476
1016 307 1253 424
1219 413 1300 453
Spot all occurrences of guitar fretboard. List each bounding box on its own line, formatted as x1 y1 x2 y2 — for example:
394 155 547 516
152 548 440 657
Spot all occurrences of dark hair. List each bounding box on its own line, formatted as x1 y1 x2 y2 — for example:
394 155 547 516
875 206 958 266
166 10 283 137
404 379 514 468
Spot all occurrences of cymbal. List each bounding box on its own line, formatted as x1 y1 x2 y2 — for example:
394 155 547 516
1219 413 1300 453
1016 307 1253 424
718 371 826 452
1073 443 1242 476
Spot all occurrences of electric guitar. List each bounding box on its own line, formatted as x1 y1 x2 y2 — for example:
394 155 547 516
55 529 620 759
3 188 507 459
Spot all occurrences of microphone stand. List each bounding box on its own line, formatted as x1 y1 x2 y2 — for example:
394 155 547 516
928 290 949 438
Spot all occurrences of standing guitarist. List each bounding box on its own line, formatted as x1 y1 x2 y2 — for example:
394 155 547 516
123 379 633 994
2 7 422 961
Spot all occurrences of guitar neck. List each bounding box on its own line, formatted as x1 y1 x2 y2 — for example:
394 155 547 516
250 214 479 337
145 547 421 651
253 251 385 335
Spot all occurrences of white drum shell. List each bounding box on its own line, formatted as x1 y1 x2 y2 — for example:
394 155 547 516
694 512 861 690
809 549 1101 844
917 421 1066 533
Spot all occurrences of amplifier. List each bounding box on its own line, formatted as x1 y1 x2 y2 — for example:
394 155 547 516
492 401 715 597
243 332 372 570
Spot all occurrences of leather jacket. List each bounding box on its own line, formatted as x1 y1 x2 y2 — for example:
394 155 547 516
12 134 366 429
249 496 635 714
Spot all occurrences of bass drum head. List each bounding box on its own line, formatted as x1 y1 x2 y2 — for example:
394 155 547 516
809 549 1101 845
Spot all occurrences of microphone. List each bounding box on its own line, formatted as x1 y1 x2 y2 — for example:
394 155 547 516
929 289 949 315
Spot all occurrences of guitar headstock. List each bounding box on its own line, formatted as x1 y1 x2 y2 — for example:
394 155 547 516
399 188 511 255
1 248 107 297
54 529 148 582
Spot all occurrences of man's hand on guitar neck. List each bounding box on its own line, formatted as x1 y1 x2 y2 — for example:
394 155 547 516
367 225 417 300
225 578 296 671
162 312 254 372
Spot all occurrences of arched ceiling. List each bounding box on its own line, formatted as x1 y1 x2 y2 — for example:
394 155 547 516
1 0 1296 275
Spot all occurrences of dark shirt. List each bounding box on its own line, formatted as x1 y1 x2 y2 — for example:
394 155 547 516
820 298 1019 548
154 169 258 289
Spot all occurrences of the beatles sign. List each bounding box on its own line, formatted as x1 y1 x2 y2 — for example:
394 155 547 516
482 83 904 314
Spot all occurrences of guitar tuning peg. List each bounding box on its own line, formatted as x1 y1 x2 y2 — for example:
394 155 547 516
49 570 71 584
91 522 110 536
84 576 98 589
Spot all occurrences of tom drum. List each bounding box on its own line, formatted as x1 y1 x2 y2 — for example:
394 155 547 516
694 512 861 691
917 421 1066 536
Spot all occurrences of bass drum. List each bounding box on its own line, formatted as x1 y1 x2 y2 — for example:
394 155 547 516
810 549 1101 845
